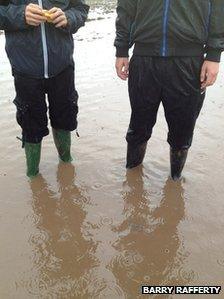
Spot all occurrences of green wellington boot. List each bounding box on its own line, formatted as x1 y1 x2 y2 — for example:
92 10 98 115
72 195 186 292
52 129 72 163
24 142 41 178
170 148 188 181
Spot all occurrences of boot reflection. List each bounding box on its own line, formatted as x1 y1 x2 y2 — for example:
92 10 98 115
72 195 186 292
111 168 187 297
27 166 96 298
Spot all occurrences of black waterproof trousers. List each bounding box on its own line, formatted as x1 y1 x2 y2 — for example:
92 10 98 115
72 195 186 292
13 65 78 144
127 56 206 150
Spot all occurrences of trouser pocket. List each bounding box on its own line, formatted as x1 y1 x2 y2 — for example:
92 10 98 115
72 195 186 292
13 75 49 143
48 66 79 131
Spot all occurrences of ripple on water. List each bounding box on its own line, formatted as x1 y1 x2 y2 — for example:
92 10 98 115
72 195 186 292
29 229 50 246
73 195 89 206
23 272 52 296
143 275 151 282
72 272 107 298
99 215 113 227
130 222 145 233
98 284 126 299
26 275 76 298
177 266 198 283
149 188 164 200
127 271 135 279
32 249 49 271
133 252 144 264
110 250 144 269
217 259 224 267
92 182 104 190
72 274 89 297
50 277 74 297
58 229 73 242
45 255 62 272
22 212 40 227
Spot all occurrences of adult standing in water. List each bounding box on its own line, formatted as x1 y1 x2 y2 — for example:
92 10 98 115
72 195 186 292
0 0 89 178
115 0 224 180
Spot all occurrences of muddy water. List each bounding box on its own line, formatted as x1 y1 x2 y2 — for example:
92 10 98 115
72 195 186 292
0 2 224 299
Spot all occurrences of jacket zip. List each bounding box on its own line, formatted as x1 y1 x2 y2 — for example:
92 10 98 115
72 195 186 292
129 22 135 47
206 0 211 39
161 0 170 56
38 0 49 78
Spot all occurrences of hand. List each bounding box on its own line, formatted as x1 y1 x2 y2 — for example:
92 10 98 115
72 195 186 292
200 60 219 89
48 7 68 28
115 57 129 80
25 3 46 26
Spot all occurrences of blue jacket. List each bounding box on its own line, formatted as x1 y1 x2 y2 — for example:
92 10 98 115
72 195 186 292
0 0 89 78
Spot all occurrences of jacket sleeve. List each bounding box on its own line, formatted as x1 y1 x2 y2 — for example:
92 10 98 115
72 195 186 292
0 4 28 31
114 0 137 57
205 0 224 62
64 0 89 34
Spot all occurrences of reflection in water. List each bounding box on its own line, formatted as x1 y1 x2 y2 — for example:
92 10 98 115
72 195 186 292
0 0 223 296
23 164 97 298
87 0 116 11
85 0 116 23
110 167 193 298
22 166 197 298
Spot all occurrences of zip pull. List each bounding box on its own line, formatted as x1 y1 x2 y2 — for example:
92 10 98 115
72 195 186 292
16 136 25 148
76 129 80 138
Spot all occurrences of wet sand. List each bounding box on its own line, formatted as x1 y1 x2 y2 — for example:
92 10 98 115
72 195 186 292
0 3 224 299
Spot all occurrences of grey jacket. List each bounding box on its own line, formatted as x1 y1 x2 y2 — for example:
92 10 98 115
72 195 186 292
115 0 224 62
0 0 89 78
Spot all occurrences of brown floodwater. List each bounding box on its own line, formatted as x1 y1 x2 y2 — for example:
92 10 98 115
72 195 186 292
0 2 224 299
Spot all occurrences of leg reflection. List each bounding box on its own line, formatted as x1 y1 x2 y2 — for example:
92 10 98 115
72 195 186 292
26 166 96 298
110 170 188 297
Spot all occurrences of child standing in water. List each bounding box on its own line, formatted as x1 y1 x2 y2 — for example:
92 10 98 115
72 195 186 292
0 0 89 178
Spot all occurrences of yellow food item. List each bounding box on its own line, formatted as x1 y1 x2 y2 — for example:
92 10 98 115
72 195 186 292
42 10 53 23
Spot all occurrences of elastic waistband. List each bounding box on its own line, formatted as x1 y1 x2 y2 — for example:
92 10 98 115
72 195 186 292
133 43 205 57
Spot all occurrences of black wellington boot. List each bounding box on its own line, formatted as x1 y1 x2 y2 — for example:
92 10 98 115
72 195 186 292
170 148 188 181
126 142 147 169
